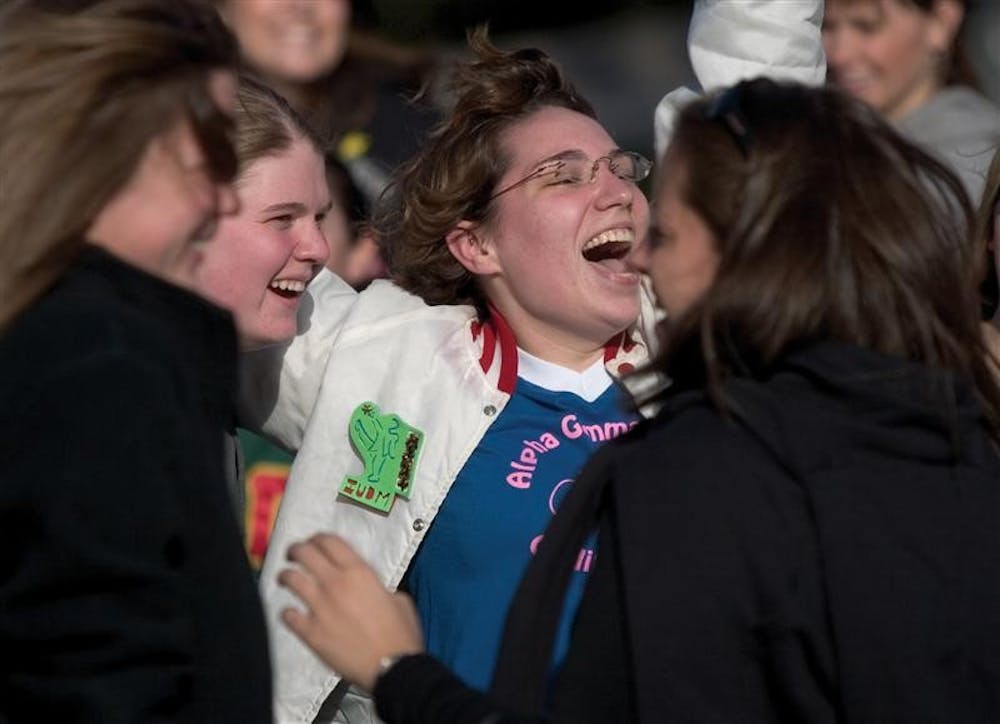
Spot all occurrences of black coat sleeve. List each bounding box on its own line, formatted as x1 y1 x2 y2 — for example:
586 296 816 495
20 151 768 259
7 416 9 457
0 351 201 723
375 655 546 724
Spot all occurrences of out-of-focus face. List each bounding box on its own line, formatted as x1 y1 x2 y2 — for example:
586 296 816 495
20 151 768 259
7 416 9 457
221 0 350 84
468 106 649 368
88 70 239 291
322 210 386 290
197 136 330 350
822 0 958 121
629 159 718 319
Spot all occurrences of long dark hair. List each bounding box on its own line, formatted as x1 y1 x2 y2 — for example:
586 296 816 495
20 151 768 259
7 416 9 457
652 78 1000 435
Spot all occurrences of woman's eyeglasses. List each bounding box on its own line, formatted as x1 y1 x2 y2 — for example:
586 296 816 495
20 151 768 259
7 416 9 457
490 150 652 200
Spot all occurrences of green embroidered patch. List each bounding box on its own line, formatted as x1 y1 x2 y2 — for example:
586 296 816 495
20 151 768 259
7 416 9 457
339 402 424 513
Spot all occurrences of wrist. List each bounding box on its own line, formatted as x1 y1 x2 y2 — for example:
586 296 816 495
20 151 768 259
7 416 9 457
367 652 406 692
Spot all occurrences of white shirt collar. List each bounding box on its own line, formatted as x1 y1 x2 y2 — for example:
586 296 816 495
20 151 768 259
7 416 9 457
516 348 612 402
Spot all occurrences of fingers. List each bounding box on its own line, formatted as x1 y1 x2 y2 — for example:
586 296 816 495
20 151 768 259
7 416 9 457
286 533 363 571
276 553 426 694
276 566 320 608
310 533 364 567
278 534 380 617
280 606 312 642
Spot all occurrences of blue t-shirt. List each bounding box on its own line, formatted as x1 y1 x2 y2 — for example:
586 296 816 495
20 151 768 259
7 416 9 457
404 359 637 691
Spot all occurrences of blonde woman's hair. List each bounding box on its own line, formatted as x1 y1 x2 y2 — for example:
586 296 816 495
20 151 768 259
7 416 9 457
233 74 323 177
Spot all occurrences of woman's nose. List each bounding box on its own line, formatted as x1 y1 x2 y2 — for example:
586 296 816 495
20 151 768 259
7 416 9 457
593 167 636 209
297 221 330 267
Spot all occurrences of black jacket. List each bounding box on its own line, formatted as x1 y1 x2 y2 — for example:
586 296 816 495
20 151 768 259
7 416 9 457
377 342 1000 724
0 247 271 723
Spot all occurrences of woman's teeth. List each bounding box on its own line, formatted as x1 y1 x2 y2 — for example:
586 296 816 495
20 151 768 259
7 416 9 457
269 279 306 293
583 228 634 252
583 229 634 262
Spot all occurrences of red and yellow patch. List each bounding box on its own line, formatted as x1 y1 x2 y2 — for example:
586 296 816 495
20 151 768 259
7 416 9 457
244 462 289 569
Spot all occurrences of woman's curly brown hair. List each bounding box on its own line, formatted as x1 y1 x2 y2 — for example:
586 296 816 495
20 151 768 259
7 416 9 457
373 27 595 312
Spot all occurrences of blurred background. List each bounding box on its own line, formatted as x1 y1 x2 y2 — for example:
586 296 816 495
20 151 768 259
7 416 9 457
356 0 695 166
356 0 997 166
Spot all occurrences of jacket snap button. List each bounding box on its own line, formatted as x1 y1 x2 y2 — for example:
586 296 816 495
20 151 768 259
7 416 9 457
483 404 497 416
413 518 426 532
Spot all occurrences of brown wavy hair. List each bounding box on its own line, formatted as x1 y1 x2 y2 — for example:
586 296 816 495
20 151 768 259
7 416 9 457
0 0 238 332
373 27 595 311
654 78 1000 434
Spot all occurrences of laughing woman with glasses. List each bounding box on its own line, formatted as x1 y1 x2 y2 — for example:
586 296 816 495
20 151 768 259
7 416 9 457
241 28 660 724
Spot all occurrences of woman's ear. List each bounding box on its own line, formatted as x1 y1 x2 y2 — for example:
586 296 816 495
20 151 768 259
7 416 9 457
928 0 965 53
446 221 501 275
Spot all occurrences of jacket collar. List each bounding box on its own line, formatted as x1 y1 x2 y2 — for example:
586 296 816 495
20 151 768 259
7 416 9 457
470 303 650 395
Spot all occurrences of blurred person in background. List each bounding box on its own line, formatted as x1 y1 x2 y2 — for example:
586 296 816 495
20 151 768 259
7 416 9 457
212 0 439 205
0 1 271 721
277 77 1000 724
323 153 386 290
822 0 1000 201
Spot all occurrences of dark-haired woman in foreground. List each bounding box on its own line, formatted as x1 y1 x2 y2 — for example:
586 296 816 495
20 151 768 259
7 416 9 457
279 78 1000 724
